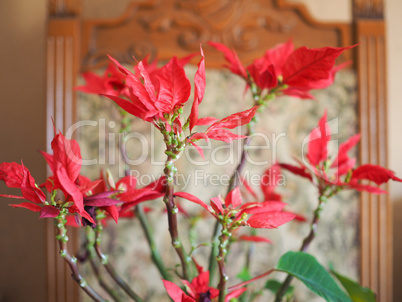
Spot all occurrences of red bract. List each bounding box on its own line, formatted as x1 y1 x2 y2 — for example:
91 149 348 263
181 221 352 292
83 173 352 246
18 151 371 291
208 41 247 78
134 53 198 86
188 47 206 131
181 265 219 301
77 175 105 196
154 57 191 113
76 62 127 97
210 40 355 99
282 45 355 90
351 164 402 185
104 57 161 122
306 111 330 166
238 235 272 244
331 133 360 176
0 162 46 213
163 280 195 302
260 163 283 201
278 162 313 182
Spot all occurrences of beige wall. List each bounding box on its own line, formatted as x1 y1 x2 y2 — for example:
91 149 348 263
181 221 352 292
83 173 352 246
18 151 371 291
385 0 402 300
0 1 47 301
286 0 352 22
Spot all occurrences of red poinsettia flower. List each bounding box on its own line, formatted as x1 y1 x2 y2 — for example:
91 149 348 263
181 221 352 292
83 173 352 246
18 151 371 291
80 47 257 165
163 263 246 302
103 53 193 122
175 187 295 229
39 131 97 222
210 40 355 99
279 111 402 193
0 131 128 225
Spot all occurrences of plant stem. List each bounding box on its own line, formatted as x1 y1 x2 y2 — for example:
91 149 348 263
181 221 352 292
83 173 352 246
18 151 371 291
163 153 190 280
274 194 327 302
89 257 122 302
135 204 172 281
208 221 220 285
217 225 230 302
55 210 107 302
94 213 144 302
86 228 122 302
227 129 252 192
161 127 191 280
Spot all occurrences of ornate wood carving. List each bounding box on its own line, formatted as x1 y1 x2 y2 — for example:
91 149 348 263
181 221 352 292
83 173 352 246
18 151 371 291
49 0 81 16
80 0 351 70
354 0 391 300
46 18 81 302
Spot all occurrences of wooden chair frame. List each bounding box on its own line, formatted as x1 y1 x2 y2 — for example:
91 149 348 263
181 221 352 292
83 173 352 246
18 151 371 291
45 0 391 300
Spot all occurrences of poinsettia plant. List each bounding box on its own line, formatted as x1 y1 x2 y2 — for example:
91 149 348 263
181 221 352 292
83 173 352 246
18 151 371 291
1 40 399 302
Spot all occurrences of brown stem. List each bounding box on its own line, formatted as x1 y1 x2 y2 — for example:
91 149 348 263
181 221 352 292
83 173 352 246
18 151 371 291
227 129 252 192
161 127 191 280
163 154 190 280
55 212 106 302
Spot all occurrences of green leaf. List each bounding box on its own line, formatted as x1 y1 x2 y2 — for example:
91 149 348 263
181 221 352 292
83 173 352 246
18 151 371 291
330 269 376 302
275 251 352 302
265 279 294 298
236 266 251 282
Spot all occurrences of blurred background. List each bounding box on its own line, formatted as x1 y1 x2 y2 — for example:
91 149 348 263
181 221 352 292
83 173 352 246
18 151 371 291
0 0 401 301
